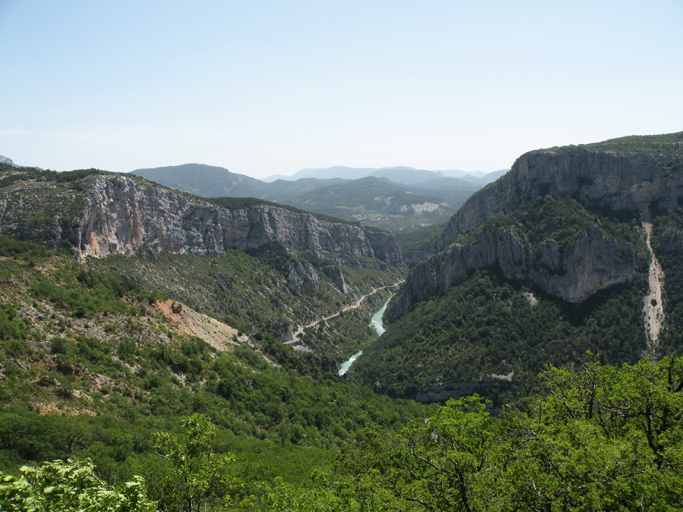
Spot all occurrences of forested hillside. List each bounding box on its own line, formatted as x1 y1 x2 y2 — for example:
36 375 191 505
0 164 405 366
352 132 683 405
0 234 426 509
2 132 683 510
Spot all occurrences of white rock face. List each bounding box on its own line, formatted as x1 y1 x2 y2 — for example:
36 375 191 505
391 147 683 319
75 175 403 267
438 149 683 251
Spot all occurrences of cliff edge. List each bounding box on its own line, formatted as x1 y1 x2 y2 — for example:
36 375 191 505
389 133 683 320
0 172 403 269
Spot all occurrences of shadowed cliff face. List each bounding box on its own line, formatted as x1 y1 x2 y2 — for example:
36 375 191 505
75 175 402 266
387 225 645 321
389 148 682 320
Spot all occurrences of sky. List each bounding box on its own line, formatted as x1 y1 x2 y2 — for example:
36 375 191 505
1 1 682 179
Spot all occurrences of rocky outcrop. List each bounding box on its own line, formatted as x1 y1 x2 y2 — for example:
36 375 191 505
287 260 320 292
72 175 402 267
389 146 683 319
437 149 683 251
388 224 645 321
323 265 352 295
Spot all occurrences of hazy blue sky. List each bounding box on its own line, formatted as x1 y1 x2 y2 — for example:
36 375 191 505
1 1 682 178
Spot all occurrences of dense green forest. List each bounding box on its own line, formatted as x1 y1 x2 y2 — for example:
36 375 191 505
351 268 649 404
652 210 683 355
0 235 426 509
353 196 653 403
4 357 683 510
394 222 446 264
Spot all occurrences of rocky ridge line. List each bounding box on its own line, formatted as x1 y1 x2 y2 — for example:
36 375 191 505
391 146 683 319
77 175 402 267
0 173 403 270
437 149 683 251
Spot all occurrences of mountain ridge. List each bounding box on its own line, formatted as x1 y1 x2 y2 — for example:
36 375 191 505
0 163 406 362
351 131 683 403
131 163 485 232
392 132 683 319
0 168 402 269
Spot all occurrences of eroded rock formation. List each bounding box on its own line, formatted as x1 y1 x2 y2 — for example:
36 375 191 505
72 175 402 267
0 174 402 269
388 224 645 320
438 149 683 250
390 147 683 320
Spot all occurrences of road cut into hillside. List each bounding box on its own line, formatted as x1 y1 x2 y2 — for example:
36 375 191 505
283 280 404 351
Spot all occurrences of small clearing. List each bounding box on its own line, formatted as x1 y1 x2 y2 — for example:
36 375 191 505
154 300 241 351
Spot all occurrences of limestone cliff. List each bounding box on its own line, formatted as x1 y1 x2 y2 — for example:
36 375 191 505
388 224 644 321
438 147 683 251
390 137 683 320
0 174 402 268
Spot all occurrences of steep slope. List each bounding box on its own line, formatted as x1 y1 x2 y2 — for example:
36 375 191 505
352 132 683 403
389 196 649 320
0 235 426 498
396 132 683 317
0 165 404 365
0 169 401 267
436 132 683 251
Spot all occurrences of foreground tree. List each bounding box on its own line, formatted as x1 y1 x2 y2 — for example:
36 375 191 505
0 458 155 512
332 356 683 511
153 413 240 512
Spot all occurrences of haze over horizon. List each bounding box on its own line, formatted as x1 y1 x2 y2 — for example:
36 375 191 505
1 1 682 179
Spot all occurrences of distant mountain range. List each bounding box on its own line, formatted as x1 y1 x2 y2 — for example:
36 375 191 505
264 166 506 185
131 164 506 232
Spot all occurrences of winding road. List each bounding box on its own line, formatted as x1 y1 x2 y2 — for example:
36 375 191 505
284 280 404 346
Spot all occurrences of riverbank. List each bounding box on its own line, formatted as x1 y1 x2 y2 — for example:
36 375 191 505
339 297 391 375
